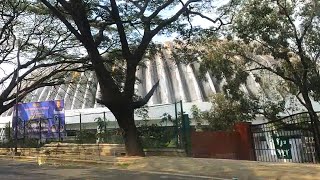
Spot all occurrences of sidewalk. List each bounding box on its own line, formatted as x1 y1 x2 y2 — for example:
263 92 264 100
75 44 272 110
124 157 320 180
2 155 320 180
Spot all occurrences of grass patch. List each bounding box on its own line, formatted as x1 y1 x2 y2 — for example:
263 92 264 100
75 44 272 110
116 163 130 169
43 162 87 169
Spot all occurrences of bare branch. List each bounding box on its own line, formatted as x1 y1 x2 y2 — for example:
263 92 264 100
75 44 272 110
147 0 174 21
110 0 131 59
132 80 159 109
39 0 83 42
244 54 296 83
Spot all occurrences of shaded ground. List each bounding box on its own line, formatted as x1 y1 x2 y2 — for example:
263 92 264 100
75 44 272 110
124 157 320 180
0 159 218 180
1 156 320 180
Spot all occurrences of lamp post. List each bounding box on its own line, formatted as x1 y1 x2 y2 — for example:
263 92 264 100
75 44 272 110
14 40 21 154
14 101 18 154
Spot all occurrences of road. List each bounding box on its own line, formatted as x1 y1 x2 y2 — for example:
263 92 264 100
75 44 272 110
0 159 218 180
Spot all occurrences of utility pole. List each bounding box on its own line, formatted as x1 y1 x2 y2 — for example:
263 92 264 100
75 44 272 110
14 40 21 154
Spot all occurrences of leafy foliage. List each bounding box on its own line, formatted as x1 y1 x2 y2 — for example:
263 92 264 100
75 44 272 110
95 117 124 144
75 129 96 144
176 0 320 124
191 93 255 131
230 0 320 107
138 112 177 148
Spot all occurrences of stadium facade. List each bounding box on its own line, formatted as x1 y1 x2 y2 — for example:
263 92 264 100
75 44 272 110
1 45 315 128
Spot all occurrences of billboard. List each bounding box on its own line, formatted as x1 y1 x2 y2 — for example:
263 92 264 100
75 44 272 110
12 100 65 140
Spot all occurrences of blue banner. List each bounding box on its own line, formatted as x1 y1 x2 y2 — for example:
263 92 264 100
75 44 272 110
12 100 65 140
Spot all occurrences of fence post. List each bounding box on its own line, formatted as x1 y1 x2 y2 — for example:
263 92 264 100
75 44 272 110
103 112 106 132
8 121 11 141
39 119 42 145
104 112 107 142
14 105 18 153
58 116 61 142
174 101 179 147
79 113 82 143
180 100 184 116
182 114 191 156
180 100 184 148
23 120 26 145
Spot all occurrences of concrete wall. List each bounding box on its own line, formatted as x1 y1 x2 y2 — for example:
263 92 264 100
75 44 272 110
0 143 186 157
0 143 126 157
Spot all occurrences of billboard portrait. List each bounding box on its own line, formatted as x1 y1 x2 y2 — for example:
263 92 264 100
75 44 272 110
12 100 65 140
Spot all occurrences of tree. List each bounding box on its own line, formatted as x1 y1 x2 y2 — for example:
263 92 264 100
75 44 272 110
0 0 90 115
191 93 256 131
38 0 238 156
194 0 320 160
234 0 320 160
171 36 289 129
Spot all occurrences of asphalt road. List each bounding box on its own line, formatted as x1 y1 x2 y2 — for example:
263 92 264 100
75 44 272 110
0 159 217 180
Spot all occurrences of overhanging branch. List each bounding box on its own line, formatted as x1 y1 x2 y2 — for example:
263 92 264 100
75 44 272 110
132 80 159 109
40 0 83 42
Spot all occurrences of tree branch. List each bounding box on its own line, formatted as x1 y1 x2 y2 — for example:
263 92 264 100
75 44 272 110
276 0 308 84
147 0 174 21
39 0 83 42
295 92 307 107
132 80 160 109
151 0 200 36
244 54 296 83
110 0 131 59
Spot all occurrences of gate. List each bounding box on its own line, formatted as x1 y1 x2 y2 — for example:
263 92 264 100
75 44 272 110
251 113 319 163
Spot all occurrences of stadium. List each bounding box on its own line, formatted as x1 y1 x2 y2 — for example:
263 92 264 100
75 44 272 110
1 44 317 134
0 44 266 130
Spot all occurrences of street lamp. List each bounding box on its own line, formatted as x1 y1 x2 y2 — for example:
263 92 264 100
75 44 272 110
14 40 21 155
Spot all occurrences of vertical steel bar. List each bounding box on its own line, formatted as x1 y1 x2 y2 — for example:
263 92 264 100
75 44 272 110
174 101 179 147
8 122 11 141
104 112 106 134
79 113 82 143
58 117 61 142
103 112 107 143
250 125 257 161
15 41 21 154
14 105 18 153
39 119 42 145
180 100 184 147
23 120 26 145
265 126 271 162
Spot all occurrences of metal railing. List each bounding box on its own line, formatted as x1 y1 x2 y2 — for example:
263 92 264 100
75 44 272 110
251 113 319 163
0 101 186 150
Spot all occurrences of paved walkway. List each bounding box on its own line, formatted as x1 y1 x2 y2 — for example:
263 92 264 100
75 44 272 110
2 156 320 179
0 159 210 180
124 157 320 180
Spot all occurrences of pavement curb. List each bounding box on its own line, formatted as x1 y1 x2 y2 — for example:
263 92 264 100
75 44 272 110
0 155 139 166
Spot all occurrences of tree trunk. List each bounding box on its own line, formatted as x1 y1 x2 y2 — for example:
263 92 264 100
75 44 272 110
123 122 145 156
301 91 320 161
116 110 145 156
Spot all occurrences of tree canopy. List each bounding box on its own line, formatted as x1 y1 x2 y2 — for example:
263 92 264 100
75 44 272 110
0 0 90 115
36 0 239 155
185 0 320 158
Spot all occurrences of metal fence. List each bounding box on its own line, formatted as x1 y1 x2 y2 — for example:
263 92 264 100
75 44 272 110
251 113 319 163
64 111 124 144
0 101 186 150
63 101 185 149
0 118 65 148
